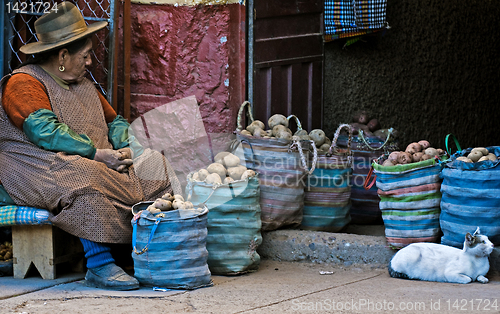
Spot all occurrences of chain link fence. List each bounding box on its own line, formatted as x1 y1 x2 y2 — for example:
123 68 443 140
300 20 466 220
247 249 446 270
1 0 116 101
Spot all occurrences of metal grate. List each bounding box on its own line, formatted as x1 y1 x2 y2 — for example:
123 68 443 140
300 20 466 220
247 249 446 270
1 0 115 102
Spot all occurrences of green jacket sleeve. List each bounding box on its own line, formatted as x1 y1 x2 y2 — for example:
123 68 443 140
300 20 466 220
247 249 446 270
108 115 145 157
23 108 97 159
107 115 130 150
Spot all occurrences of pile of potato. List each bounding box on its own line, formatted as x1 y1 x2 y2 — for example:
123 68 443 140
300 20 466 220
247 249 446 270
349 110 396 140
146 193 198 214
381 140 445 166
191 152 256 185
240 114 293 140
240 113 334 153
456 147 498 163
0 242 13 261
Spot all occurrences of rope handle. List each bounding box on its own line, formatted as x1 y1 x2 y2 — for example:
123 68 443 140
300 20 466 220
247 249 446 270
132 217 161 255
289 139 317 175
363 166 377 190
236 101 254 131
358 127 394 151
445 133 462 156
328 123 353 164
286 115 303 132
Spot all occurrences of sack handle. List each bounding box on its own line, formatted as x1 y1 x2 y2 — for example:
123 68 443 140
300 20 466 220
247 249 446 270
289 139 317 175
329 123 353 164
286 114 303 132
132 217 161 255
363 166 377 190
236 101 254 131
358 128 394 151
445 133 462 156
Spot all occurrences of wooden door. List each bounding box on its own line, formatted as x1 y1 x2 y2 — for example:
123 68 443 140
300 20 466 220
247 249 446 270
250 0 324 132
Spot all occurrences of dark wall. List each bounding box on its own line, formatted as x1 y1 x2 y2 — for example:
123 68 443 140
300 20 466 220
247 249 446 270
323 0 500 151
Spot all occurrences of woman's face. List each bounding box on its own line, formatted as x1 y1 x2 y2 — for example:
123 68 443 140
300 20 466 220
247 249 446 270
61 39 93 83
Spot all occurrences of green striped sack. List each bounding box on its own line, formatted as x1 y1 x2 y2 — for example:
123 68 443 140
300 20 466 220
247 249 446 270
372 158 443 248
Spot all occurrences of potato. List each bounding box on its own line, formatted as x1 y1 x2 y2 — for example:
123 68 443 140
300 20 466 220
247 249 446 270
309 129 326 147
294 129 308 137
467 150 483 162
173 194 185 202
486 153 497 161
388 151 400 163
319 143 331 151
405 142 423 154
227 165 247 180
420 154 433 161
241 169 256 180
323 137 332 146
275 130 292 141
240 130 252 136
456 156 473 163
424 147 438 157
147 205 161 214
436 148 445 156
418 140 431 150
397 152 412 164
224 177 235 184
192 172 200 181
352 110 370 124
471 147 489 156
412 152 424 162
350 123 373 136
223 153 240 168
272 124 291 136
153 198 172 210
268 114 288 129
367 118 381 132
161 193 174 201
172 199 185 209
265 129 273 137
246 120 265 134
184 201 194 209
252 127 265 137
382 159 396 166
214 152 231 164
207 163 227 179
478 156 490 162
205 173 222 185
214 151 231 164
198 169 210 181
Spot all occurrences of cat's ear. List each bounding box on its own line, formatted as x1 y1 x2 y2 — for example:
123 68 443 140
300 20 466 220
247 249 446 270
473 227 481 236
466 232 473 243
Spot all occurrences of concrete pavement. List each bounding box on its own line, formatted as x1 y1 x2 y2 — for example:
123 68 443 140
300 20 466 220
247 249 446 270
1 228 499 314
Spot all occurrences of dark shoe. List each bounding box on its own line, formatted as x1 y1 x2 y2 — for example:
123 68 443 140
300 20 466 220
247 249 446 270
85 263 139 291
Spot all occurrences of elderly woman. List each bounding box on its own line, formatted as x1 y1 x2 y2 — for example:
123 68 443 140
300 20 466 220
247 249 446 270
0 2 175 290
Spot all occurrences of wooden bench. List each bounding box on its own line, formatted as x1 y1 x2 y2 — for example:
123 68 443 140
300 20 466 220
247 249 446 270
12 224 84 279
0 204 85 280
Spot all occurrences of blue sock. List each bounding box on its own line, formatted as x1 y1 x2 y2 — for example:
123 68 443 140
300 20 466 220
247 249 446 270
80 238 115 269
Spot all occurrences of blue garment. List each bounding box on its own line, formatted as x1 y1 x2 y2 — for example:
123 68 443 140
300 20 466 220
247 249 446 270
80 238 115 269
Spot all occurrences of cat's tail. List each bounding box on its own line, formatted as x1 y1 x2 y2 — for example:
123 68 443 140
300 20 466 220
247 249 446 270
388 261 411 280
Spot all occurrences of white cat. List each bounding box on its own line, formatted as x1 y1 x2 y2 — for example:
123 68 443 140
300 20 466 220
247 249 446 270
388 227 494 284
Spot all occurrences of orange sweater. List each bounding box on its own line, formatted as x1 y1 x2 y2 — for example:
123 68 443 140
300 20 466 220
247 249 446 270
2 73 117 130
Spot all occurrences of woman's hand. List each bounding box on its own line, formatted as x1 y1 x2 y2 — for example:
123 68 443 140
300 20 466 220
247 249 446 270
94 148 133 172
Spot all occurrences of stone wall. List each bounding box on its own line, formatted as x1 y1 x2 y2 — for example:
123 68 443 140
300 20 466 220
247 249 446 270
323 0 500 150
119 2 245 134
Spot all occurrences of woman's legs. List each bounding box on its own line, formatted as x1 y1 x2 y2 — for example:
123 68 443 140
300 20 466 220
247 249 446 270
80 238 139 290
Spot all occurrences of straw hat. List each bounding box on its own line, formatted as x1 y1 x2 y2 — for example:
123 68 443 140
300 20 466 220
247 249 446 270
19 2 108 55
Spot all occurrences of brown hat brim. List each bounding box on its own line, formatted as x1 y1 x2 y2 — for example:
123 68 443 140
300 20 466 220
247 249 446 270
19 21 108 55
